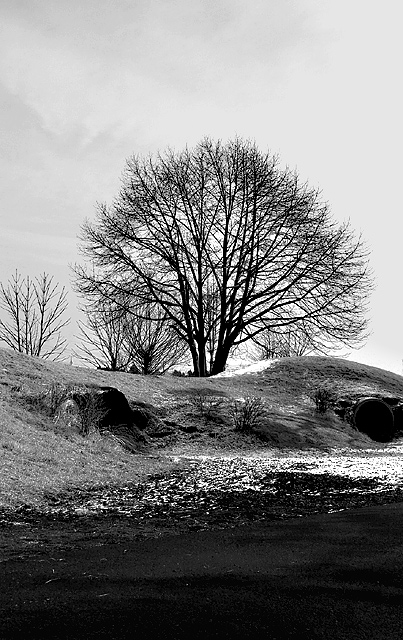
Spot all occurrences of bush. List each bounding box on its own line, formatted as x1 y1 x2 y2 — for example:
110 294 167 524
230 396 264 432
16 382 71 417
188 390 225 419
68 391 102 436
43 384 100 435
43 383 72 416
29 383 108 436
312 387 337 414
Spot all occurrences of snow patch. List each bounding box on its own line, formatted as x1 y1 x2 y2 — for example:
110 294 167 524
212 359 279 378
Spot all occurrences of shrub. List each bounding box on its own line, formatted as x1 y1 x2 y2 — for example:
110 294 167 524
30 383 106 436
69 391 101 436
16 382 71 417
188 390 225 419
43 383 72 415
312 387 337 414
230 396 264 432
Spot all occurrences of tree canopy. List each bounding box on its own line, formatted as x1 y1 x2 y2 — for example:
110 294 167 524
74 137 373 376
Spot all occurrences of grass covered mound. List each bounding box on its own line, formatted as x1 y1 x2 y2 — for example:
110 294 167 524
1 348 403 510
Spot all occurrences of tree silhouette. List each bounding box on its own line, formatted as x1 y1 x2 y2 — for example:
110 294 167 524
0 271 69 360
75 300 187 374
74 137 373 376
74 304 130 371
252 323 340 359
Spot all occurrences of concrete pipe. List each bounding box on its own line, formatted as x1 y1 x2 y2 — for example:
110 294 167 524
353 398 394 443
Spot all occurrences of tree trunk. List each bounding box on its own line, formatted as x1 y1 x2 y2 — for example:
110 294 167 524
195 342 208 377
211 344 231 376
190 346 200 377
189 343 209 377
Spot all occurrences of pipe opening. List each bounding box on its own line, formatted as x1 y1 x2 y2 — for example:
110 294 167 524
353 398 394 443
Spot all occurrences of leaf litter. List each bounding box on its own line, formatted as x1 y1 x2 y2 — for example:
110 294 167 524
3 453 403 534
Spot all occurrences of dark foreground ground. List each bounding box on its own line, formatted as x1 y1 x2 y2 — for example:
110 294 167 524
2 502 403 639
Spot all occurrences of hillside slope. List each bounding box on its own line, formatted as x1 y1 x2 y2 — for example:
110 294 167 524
2 348 403 446
2 349 403 508
214 356 403 399
3 348 403 407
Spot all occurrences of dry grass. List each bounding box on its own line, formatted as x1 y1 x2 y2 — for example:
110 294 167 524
0 350 184 508
1 348 403 509
0 399 176 508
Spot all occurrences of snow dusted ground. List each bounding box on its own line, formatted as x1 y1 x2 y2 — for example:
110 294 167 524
212 359 279 377
4 448 403 524
170 447 403 492
16 448 403 521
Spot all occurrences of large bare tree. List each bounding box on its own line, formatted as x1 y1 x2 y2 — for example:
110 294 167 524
74 137 373 376
0 271 69 360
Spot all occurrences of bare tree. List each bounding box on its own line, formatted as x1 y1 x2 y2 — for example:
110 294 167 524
75 299 187 374
74 304 131 371
74 137 373 376
0 271 69 360
252 323 329 359
123 302 187 374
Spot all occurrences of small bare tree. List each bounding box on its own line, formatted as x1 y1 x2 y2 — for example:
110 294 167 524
124 302 188 374
0 271 69 360
75 299 187 374
74 304 131 371
252 323 328 359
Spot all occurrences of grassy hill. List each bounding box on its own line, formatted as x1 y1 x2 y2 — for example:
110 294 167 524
1 348 403 509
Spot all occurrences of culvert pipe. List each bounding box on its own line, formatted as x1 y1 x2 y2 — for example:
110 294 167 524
353 398 394 443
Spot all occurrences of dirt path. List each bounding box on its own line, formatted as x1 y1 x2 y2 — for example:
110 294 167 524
2 502 403 639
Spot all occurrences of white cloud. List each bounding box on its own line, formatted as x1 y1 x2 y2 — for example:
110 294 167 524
0 15 163 144
0 1 327 147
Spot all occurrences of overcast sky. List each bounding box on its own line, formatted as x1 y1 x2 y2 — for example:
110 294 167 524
0 0 402 373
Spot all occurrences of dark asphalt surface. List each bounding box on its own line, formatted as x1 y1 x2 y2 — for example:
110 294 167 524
2 503 403 639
